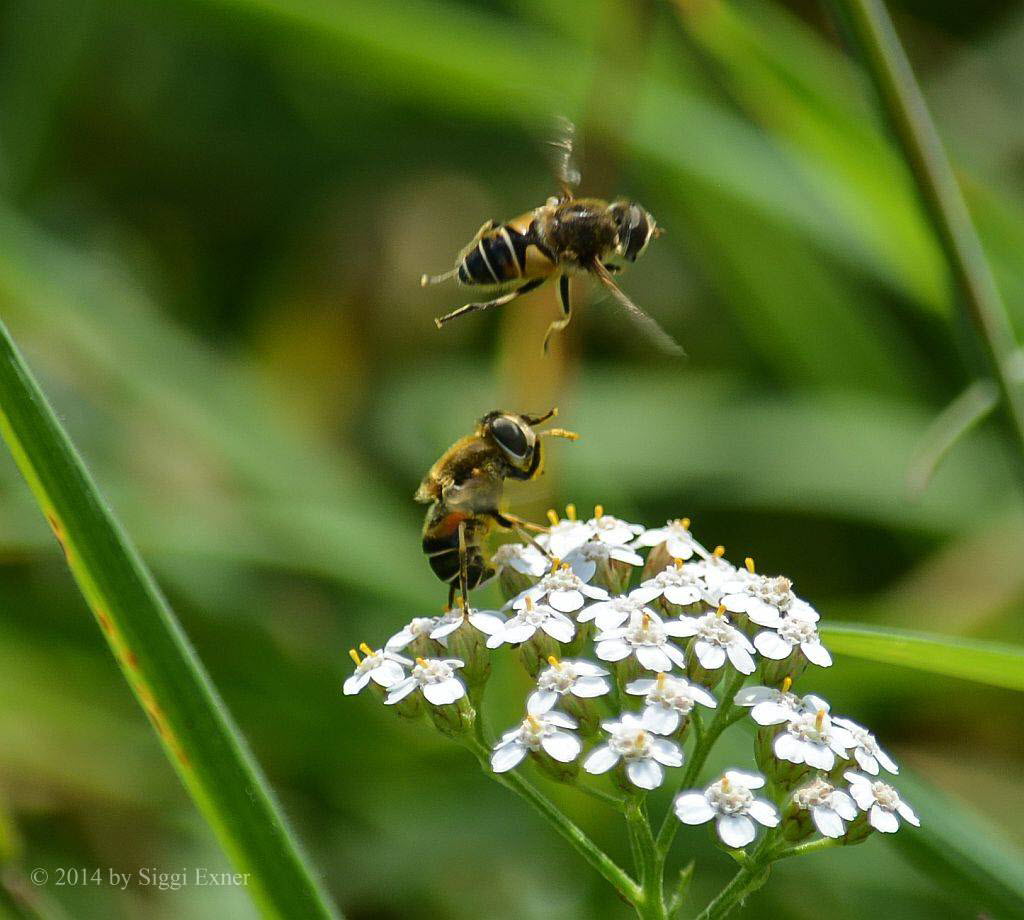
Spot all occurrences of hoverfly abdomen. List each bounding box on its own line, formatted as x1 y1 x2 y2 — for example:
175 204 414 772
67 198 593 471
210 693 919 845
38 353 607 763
458 225 532 286
422 511 493 590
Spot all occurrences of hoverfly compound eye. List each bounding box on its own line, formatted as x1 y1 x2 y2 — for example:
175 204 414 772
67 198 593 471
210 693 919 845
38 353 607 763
490 416 529 459
610 202 653 262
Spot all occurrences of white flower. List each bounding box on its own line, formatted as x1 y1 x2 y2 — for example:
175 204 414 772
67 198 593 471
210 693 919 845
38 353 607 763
579 595 657 631
487 599 575 648
754 615 832 667
563 540 643 581
669 611 757 674
429 606 505 642
492 542 549 577
688 552 740 597
527 658 612 714
385 657 466 706
594 610 688 672
541 507 643 557
625 672 717 734
542 516 594 558
712 561 819 624
791 777 858 838
511 564 609 614
343 645 412 695
491 712 582 772
630 561 707 608
733 682 829 726
845 771 920 833
774 707 854 770
587 510 645 548
385 616 442 651
636 518 699 560
674 770 779 848
583 713 683 789
832 717 898 775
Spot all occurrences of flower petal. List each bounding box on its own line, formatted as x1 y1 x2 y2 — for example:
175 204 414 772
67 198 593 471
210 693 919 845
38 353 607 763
725 643 756 674
595 639 632 662
342 672 371 696
542 616 576 644
548 589 584 612
694 641 726 671
650 737 683 767
716 814 756 848
801 641 833 668
626 758 664 790
747 799 779 827
583 745 619 774
370 660 405 687
542 731 582 763
812 806 846 838
675 793 715 824
869 804 899 833
384 678 418 704
527 689 559 715
636 644 673 672
896 801 920 827
573 676 612 698
423 678 465 705
753 631 792 660
491 742 527 773
642 704 680 736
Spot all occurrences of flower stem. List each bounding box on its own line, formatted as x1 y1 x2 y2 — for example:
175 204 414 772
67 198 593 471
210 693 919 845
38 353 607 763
831 0 1024 484
666 860 695 917
627 797 667 919
693 864 770 920
656 669 748 854
466 740 641 903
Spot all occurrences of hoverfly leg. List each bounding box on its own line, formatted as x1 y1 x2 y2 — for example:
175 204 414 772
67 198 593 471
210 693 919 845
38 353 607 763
542 274 573 354
434 277 545 330
491 511 555 563
456 521 471 609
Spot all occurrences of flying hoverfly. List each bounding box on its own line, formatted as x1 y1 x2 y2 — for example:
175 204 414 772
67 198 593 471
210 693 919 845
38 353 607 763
421 120 682 355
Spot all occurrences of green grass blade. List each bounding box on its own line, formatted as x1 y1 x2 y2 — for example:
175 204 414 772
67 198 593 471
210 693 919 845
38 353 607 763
892 772 1024 920
821 622 1024 691
0 318 340 919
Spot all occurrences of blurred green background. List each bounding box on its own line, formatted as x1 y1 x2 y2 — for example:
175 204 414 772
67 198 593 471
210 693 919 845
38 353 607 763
0 0 1022 917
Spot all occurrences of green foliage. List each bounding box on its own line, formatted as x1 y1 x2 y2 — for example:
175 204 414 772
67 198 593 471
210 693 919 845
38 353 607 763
0 0 1021 917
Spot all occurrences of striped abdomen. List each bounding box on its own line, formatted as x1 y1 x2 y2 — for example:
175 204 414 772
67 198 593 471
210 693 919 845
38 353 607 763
422 510 494 589
457 218 554 287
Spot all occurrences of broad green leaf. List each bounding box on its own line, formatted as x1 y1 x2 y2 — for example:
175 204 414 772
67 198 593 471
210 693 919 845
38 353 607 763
822 622 1024 692
0 319 340 919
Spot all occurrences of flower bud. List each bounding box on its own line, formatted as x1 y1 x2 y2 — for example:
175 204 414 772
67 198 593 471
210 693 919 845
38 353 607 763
532 749 580 784
498 567 537 601
685 649 723 691
641 541 673 580
780 798 815 843
841 813 873 846
519 631 561 678
761 649 807 687
445 620 491 688
561 694 600 738
429 696 475 738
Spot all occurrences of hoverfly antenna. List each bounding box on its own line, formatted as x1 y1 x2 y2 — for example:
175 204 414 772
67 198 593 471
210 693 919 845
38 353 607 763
523 407 558 426
540 427 579 441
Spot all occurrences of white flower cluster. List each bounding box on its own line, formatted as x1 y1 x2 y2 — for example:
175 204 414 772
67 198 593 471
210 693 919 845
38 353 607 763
345 510 918 848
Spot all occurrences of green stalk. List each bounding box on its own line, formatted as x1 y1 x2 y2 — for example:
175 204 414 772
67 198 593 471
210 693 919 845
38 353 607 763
0 320 338 919
467 740 640 903
833 0 1024 481
656 670 747 854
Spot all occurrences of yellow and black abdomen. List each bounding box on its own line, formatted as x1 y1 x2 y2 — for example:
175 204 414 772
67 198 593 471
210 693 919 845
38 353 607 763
457 217 554 287
421 508 494 589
